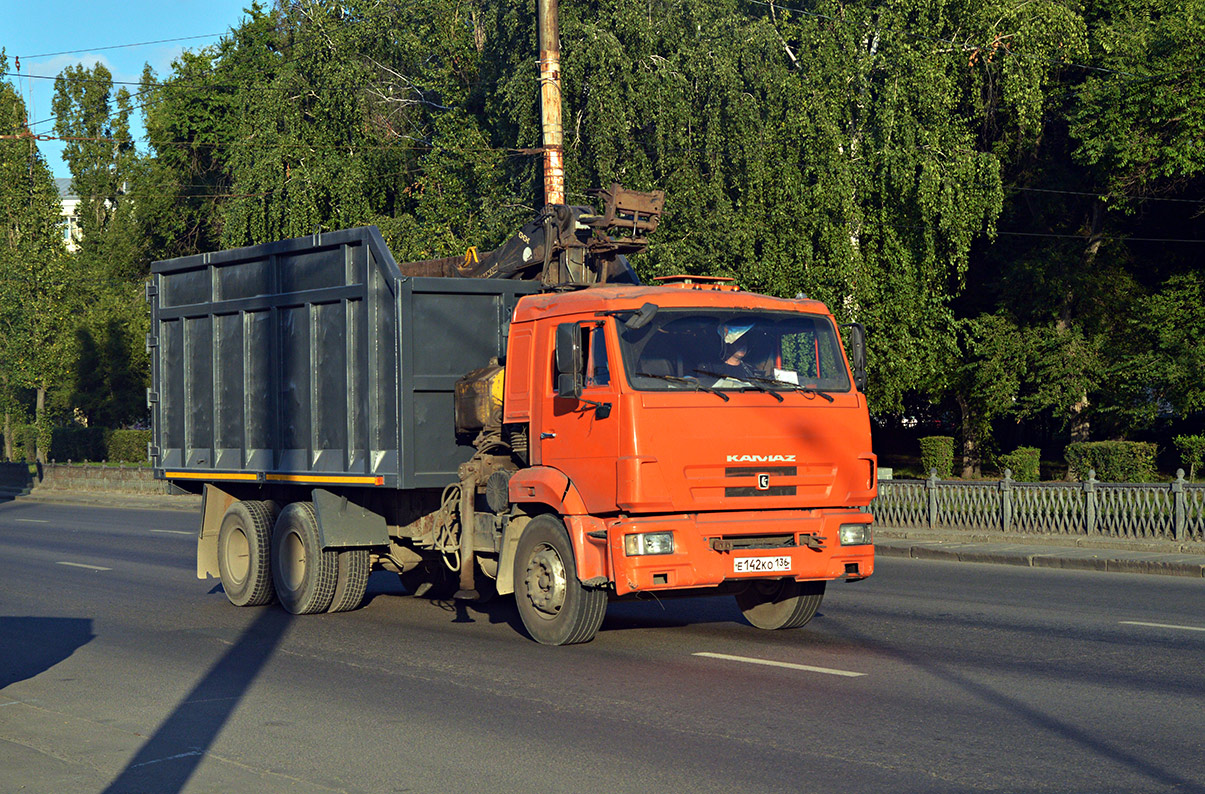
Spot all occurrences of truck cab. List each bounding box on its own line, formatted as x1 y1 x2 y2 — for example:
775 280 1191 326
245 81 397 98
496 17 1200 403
498 282 876 643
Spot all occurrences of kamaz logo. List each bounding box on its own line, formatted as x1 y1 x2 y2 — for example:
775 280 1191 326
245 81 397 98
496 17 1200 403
726 454 796 463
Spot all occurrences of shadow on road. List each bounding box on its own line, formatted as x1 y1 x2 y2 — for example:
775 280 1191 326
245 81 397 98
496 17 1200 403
833 620 1203 791
101 606 292 794
0 616 94 689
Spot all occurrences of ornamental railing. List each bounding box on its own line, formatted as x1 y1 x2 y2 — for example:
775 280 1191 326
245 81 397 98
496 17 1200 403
871 469 1204 542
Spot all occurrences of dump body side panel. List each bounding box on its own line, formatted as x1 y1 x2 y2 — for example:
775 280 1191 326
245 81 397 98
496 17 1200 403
149 227 537 492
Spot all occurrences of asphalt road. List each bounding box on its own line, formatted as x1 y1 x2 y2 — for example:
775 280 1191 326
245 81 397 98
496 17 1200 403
1 499 1203 794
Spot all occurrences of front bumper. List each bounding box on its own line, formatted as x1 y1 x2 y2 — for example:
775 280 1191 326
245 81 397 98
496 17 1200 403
606 509 873 596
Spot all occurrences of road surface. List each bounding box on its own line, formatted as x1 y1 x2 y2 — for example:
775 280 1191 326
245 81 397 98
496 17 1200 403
1 500 1202 793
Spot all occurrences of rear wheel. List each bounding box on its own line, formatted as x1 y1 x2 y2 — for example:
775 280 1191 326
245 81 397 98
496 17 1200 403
271 502 338 615
328 548 370 613
513 515 606 645
735 579 825 630
217 500 276 607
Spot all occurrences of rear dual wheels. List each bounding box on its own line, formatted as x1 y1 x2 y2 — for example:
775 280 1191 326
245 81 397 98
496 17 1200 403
735 579 825 630
218 500 369 614
514 515 607 646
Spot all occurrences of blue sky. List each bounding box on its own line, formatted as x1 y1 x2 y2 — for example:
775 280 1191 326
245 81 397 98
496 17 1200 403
2 0 255 178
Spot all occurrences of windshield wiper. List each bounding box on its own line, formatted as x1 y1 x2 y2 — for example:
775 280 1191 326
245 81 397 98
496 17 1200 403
765 378 836 403
695 369 834 403
635 372 730 401
691 368 780 401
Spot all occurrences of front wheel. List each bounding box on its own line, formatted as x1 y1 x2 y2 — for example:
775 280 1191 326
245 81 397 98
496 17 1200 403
735 579 825 630
513 515 607 645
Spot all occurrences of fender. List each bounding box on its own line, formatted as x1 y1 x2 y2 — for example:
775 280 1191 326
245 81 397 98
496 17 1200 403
197 483 236 579
507 466 588 515
499 467 609 593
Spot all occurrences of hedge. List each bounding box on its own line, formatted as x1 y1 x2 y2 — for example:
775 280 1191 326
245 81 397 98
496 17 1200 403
107 429 151 463
920 435 955 479
48 425 107 462
2 425 151 464
11 424 37 462
1065 441 1157 483
1000 446 1041 482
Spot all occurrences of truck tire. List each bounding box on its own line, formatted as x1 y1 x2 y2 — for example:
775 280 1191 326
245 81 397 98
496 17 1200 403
217 500 277 607
735 579 825 630
328 548 370 613
271 502 338 615
513 515 606 645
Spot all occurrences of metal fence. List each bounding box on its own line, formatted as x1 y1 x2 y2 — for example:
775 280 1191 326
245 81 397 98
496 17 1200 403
872 469 1205 542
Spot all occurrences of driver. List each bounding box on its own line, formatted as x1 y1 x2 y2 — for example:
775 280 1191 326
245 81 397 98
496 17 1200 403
715 322 766 382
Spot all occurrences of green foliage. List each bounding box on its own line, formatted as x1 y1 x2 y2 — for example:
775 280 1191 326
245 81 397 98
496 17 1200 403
1000 447 1041 482
1173 435 1205 481
11 424 37 463
1 59 76 461
1065 441 1157 483
108 429 151 463
5 3 1199 467
1070 0 1205 196
920 436 955 479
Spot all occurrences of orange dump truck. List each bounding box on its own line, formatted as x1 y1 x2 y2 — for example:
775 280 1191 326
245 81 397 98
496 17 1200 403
150 192 875 644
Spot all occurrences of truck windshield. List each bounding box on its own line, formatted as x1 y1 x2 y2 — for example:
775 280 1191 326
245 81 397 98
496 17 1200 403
618 309 852 393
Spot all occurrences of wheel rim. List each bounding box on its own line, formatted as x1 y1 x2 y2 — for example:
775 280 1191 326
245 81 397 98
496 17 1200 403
280 531 306 591
523 542 567 617
224 528 250 585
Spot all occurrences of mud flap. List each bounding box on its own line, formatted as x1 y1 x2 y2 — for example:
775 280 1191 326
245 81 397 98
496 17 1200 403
198 484 236 579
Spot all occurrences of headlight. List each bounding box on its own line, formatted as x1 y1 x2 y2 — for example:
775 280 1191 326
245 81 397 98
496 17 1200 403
624 531 674 556
839 523 872 546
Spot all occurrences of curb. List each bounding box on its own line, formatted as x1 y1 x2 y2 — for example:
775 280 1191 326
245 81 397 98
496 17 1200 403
8 489 201 512
876 540 1205 578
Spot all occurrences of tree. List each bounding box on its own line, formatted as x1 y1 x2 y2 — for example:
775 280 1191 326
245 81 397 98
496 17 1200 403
0 53 77 460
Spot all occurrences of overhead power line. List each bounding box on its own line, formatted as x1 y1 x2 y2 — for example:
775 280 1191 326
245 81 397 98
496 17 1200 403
16 34 226 61
1006 186 1205 204
998 230 1205 244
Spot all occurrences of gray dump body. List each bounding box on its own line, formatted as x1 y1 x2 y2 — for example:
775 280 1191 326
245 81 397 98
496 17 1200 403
149 227 537 491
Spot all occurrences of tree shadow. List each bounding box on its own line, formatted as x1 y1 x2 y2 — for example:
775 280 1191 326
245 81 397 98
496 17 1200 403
100 606 292 794
832 620 1205 792
0 616 94 689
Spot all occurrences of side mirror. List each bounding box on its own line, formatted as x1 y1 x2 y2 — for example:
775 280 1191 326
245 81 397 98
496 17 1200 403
555 323 582 399
624 302 659 330
841 323 867 393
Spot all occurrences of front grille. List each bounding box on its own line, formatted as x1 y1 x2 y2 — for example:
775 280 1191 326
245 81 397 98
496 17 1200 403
724 466 797 497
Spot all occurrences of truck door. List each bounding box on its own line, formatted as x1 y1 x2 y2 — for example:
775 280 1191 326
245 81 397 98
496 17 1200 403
541 322 619 513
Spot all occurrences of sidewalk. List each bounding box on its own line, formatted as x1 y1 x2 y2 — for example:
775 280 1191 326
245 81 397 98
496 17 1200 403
876 528 1205 578
0 485 201 512
3 486 1203 578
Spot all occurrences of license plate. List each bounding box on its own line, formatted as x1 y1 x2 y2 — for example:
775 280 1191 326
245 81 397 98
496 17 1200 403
733 556 792 574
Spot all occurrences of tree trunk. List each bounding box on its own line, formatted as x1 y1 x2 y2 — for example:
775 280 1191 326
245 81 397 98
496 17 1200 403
956 392 981 478
35 386 46 464
3 409 10 462
1062 199 1106 445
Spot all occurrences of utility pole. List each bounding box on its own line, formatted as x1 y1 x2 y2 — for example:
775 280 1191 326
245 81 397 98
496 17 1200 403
537 0 564 206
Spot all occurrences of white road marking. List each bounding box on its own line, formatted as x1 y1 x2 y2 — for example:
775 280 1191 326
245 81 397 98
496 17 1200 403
129 750 202 769
693 652 865 677
1120 621 1205 633
149 529 191 536
56 561 112 571
15 518 49 523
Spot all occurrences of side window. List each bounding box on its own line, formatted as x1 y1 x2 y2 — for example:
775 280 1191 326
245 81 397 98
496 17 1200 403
585 325 610 389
